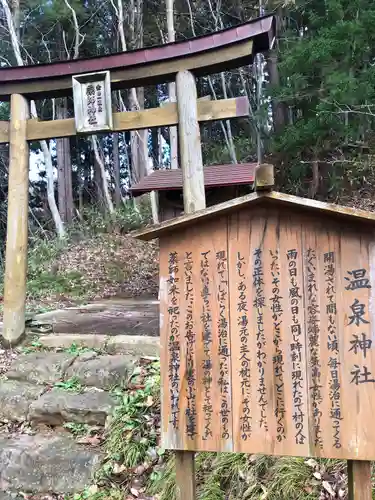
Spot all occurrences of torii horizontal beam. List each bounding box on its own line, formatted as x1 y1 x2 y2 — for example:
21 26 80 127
0 96 249 144
0 15 275 100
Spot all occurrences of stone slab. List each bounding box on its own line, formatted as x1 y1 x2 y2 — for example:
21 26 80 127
105 335 160 357
29 387 116 426
0 380 44 422
29 298 159 336
6 353 76 385
66 354 134 390
39 333 107 350
0 433 100 494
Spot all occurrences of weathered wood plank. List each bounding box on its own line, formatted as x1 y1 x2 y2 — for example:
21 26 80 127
175 451 196 500
157 202 375 460
348 460 372 500
228 210 253 451
255 163 274 190
172 68 210 499
0 97 250 144
176 70 205 213
2 94 29 347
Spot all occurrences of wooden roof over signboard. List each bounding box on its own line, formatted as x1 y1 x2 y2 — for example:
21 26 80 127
130 163 257 195
132 191 375 240
0 15 275 100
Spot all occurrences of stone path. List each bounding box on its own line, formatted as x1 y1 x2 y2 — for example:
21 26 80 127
24 298 159 336
0 433 101 496
0 336 160 498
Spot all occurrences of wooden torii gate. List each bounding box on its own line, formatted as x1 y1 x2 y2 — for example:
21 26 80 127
0 15 275 347
0 16 276 500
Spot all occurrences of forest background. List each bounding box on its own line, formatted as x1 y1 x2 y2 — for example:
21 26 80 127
1 0 375 245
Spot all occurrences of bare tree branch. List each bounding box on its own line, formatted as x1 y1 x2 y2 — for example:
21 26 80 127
91 136 114 213
63 0 85 59
0 0 65 238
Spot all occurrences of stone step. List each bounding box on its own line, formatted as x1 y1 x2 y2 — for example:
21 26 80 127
6 351 135 390
0 432 100 495
6 352 76 385
24 298 159 336
65 353 135 390
38 333 160 357
29 387 116 426
0 380 44 422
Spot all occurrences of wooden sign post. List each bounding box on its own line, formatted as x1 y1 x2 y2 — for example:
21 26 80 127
173 69 206 499
134 187 375 499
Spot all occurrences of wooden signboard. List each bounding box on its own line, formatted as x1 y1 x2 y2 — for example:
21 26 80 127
153 196 375 461
72 71 113 134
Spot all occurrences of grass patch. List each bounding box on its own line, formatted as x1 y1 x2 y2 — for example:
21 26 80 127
66 485 124 500
148 453 348 500
63 343 104 355
63 422 90 437
104 361 161 468
54 376 84 393
64 362 350 500
20 339 45 354
27 269 86 299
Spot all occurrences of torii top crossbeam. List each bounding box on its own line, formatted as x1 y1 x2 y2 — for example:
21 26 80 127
0 15 275 101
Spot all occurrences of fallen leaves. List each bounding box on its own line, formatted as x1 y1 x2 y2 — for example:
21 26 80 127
304 458 347 499
76 434 102 446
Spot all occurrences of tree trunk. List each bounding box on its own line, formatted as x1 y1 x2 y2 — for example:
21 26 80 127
92 136 114 214
1 0 65 238
136 87 148 180
268 50 286 134
268 7 286 134
113 132 122 206
56 104 66 222
56 98 74 223
309 159 320 198
11 0 20 40
43 137 65 238
94 152 104 209
220 71 237 163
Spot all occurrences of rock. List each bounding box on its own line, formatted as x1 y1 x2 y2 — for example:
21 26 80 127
106 335 160 357
38 333 107 350
66 354 135 390
0 493 15 499
0 433 100 494
0 493 25 499
29 298 159 336
29 388 116 426
77 351 98 362
0 380 44 422
6 353 76 385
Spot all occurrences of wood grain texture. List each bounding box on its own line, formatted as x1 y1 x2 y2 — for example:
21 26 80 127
255 163 274 190
160 219 233 452
0 97 250 145
348 460 372 500
176 71 205 214
2 94 29 346
175 451 196 500
158 204 375 460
